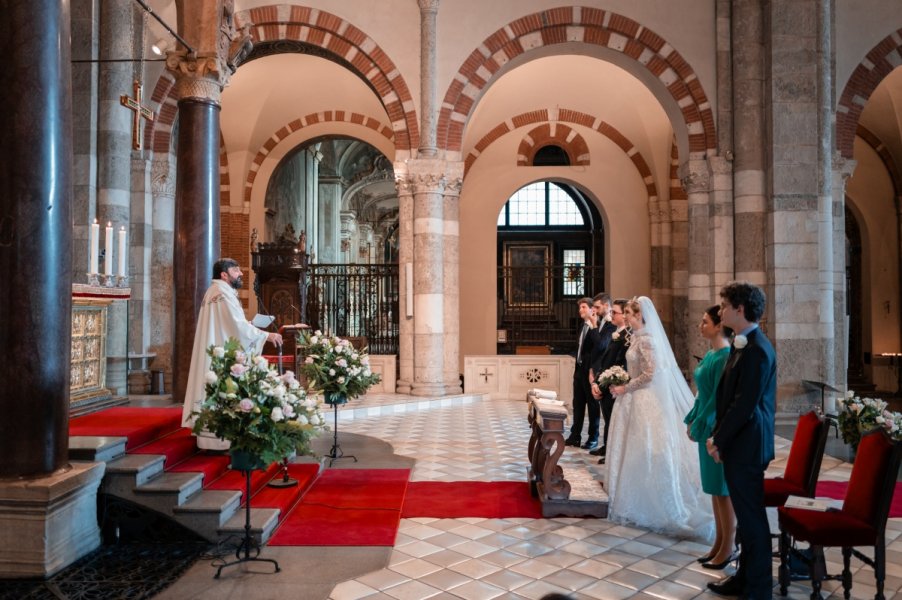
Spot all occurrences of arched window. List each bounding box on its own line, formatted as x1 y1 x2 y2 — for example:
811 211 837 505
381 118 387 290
497 182 586 227
532 145 570 166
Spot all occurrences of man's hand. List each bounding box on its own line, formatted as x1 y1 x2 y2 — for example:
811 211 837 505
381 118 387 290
590 382 601 399
706 437 721 463
267 332 283 346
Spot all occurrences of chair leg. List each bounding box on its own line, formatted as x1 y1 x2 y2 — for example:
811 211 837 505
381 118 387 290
841 547 852 600
875 539 886 600
778 529 791 595
810 545 825 600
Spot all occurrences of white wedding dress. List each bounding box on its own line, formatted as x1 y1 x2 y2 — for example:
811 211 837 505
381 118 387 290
605 297 714 541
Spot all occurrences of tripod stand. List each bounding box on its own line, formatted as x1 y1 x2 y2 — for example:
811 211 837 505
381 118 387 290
325 394 357 466
215 467 280 578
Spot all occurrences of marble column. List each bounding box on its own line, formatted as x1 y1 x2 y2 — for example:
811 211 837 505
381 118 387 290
318 174 341 263
167 0 249 403
732 0 767 286
410 163 447 396
417 0 439 157
0 0 104 578
97 0 137 396
150 155 176 387
832 155 855 394
340 211 357 264
683 159 715 369
358 223 374 264
442 166 463 393
395 168 414 393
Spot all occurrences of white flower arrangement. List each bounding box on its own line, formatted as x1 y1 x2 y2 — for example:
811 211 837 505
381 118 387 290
598 365 630 387
837 392 902 450
298 330 381 401
733 334 748 349
191 338 326 464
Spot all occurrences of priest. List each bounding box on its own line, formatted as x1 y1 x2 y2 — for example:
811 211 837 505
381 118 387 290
181 258 283 450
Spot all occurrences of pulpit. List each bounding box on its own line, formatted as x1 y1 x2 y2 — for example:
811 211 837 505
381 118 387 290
252 241 310 371
70 284 130 416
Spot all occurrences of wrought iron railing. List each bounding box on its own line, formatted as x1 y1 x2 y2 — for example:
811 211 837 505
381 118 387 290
497 264 605 354
307 264 399 355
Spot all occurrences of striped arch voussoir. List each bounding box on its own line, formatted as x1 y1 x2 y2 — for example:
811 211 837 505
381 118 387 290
837 29 902 159
439 6 715 156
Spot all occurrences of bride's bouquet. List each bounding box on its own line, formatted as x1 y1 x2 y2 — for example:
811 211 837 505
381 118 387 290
598 365 630 388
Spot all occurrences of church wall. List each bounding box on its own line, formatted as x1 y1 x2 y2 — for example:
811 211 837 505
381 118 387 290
847 138 901 391
459 130 652 361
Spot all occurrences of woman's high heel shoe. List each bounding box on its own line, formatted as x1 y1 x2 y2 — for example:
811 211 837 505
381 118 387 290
701 550 739 570
696 553 715 564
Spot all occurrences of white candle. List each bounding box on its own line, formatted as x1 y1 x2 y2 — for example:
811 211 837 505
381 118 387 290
104 222 113 276
89 219 99 274
118 226 127 277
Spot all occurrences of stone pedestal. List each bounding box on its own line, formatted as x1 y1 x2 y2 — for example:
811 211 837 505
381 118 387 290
0 461 105 578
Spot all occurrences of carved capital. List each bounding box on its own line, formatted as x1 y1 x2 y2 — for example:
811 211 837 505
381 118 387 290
680 165 711 194
410 172 446 194
171 71 223 103
417 0 440 13
151 157 176 197
394 175 413 195
833 151 857 182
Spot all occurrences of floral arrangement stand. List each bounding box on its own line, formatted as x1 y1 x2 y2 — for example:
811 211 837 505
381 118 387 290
215 454 280 579
297 330 382 467
324 392 357 466
268 345 299 489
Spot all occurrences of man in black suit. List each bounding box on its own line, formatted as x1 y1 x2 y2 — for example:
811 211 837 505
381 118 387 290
589 297 629 462
578 293 616 451
565 297 601 448
706 281 776 599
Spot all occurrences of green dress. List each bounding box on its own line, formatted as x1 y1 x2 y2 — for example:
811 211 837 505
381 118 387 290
684 347 730 496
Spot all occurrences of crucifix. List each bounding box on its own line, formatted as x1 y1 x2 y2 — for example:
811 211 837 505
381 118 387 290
479 368 493 383
120 80 155 150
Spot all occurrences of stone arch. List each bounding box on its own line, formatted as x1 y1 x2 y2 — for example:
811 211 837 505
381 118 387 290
837 28 902 159
144 6 418 156
516 124 589 167
243 111 395 204
856 124 902 197
439 6 716 159
464 108 657 202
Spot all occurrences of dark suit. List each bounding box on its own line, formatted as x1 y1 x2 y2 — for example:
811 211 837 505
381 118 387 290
567 322 601 444
712 326 776 599
592 326 629 450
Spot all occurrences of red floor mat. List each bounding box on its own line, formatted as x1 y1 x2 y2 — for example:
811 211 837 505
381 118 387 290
401 481 542 519
69 407 183 449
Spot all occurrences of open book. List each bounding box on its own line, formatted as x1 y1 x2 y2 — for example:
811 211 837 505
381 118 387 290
251 314 275 329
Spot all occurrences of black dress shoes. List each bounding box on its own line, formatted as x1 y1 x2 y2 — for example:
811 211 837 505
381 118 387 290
564 438 581 447
597 457 605 464
589 446 606 456
707 575 744 596
581 440 598 450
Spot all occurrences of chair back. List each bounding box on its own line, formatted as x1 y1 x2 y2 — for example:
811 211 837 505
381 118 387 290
783 410 829 496
842 429 902 534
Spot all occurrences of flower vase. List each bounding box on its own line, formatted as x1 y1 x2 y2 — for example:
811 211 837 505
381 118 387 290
230 449 266 471
324 391 348 405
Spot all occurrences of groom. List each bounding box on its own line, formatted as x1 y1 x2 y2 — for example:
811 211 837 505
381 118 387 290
706 281 776 599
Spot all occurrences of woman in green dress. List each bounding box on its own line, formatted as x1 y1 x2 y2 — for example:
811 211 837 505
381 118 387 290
684 305 736 569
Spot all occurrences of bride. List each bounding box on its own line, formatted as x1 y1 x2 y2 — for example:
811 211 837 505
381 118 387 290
605 297 713 541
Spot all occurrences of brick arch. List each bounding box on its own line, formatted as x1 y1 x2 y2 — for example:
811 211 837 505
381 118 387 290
244 111 395 204
516 124 589 166
439 6 715 157
464 108 657 201
837 29 902 159
856 124 902 199
143 7 418 156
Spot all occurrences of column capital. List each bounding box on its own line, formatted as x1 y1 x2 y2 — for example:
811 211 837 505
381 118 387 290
833 152 856 181
417 0 440 14
680 159 711 194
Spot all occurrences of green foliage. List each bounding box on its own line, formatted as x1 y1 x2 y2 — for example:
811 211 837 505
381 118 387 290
191 338 327 464
297 330 382 398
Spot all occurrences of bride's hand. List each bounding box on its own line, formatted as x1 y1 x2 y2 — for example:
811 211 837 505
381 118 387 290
610 385 626 396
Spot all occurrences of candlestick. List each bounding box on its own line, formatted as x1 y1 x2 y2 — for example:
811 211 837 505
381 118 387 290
104 222 113 276
118 226 127 277
89 219 99 274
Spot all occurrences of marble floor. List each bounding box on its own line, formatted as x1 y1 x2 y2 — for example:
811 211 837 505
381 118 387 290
160 393 902 600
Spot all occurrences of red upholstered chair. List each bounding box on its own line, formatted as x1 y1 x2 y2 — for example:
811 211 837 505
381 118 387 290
765 411 830 507
777 429 902 600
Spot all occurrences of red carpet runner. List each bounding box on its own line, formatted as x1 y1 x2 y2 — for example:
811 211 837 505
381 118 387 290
401 481 542 519
816 480 902 518
269 469 410 546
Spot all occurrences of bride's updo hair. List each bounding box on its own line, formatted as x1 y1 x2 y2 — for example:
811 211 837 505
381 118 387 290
625 298 645 323
706 304 733 338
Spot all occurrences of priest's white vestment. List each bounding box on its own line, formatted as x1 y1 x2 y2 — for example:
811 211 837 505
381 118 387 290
181 279 268 450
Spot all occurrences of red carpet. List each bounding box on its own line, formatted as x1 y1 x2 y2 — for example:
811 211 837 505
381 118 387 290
69 407 182 449
401 481 542 519
269 469 410 546
816 480 902 518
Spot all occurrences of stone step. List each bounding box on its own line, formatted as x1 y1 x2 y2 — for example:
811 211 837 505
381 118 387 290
131 472 205 516
104 453 166 487
219 507 281 546
172 490 243 542
69 435 127 462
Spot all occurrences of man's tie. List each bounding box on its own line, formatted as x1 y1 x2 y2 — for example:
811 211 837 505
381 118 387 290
577 324 587 364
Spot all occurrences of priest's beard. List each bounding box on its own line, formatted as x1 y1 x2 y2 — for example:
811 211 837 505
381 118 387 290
228 275 243 289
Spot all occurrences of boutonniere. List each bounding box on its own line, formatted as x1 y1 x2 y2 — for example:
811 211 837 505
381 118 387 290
604 314 613 323
612 331 621 341
733 334 748 349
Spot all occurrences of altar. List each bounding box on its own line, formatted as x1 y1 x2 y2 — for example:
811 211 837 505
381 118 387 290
70 284 130 416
